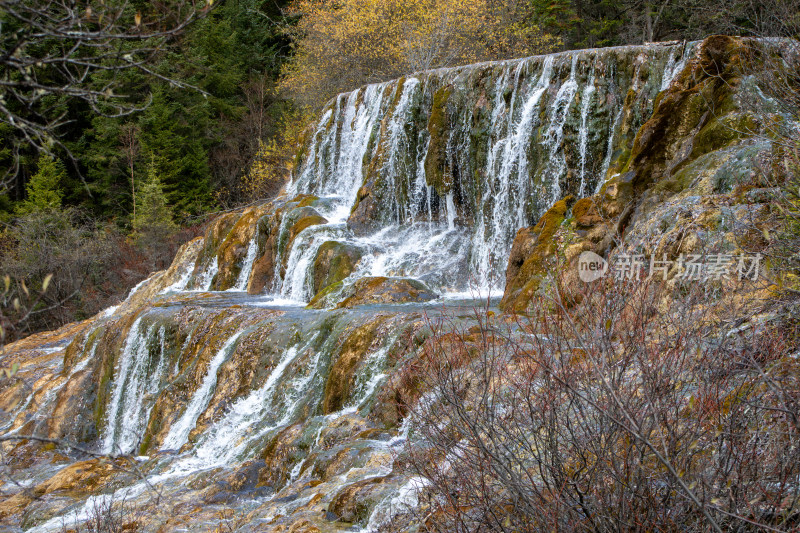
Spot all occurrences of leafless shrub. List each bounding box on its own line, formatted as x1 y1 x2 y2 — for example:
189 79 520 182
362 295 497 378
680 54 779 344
403 276 800 531
0 209 203 341
59 489 143 533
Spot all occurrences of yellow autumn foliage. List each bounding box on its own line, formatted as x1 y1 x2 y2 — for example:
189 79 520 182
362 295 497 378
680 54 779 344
240 108 315 202
281 0 560 106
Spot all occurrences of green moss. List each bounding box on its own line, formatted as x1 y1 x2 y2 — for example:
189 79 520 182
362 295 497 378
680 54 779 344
295 195 319 208
312 241 362 295
655 169 695 194
691 113 759 159
289 214 326 242
571 198 593 221
93 338 117 432
608 146 632 177
307 281 344 309
500 196 575 313
139 433 153 455
322 317 386 414
424 86 454 195
391 78 407 108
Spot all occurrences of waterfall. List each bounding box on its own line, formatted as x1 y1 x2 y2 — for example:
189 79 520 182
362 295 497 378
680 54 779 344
17 39 778 533
233 238 259 291
161 329 247 450
102 317 170 455
280 224 347 302
471 56 555 290
78 44 696 306
193 256 219 292
275 44 689 301
385 78 424 224
578 66 597 197
290 83 387 219
63 39 697 513
167 326 333 474
541 55 578 207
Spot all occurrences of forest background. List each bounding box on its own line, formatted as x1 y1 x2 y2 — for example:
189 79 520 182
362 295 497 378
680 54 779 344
0 0 795 340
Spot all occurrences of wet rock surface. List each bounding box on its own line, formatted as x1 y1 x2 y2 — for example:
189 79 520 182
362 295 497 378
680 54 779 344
500 36 787 312
332 277 437 309
311 242 364 296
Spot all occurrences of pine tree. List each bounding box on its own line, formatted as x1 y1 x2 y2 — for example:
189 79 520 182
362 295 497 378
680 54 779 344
16 155 65 215
133 158 177 244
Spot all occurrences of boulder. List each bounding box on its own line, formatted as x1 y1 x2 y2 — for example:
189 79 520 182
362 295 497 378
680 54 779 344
214 206 266 291
328 475 395 524
309 277 437 310
311 241 363 295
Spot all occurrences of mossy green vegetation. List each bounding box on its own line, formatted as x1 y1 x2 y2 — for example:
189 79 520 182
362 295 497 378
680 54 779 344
425 86 454 196
501 196 575 312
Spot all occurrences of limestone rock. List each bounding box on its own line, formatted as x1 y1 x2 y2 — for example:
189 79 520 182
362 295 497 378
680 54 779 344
312 241 363 296
500 196 575 312
309 277 437 310
328 475 394 524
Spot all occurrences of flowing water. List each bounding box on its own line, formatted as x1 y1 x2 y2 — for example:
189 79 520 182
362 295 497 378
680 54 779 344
7 41 701 532
223 43 694 301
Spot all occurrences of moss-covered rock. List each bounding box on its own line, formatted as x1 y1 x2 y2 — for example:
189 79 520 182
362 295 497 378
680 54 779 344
258 423 306 489
328 475 395 524
323 318 385 414
312 241 364 295
289 211 328 244
307 281 346 309
187 212 239 290
348 186 381 235
248 198 327 293
618 36 747 197
500 196 575 312
501 36 785 314
571 197 604 229
249 212 283 295
334 277 437 309
214 206 268 291
425 85 454 196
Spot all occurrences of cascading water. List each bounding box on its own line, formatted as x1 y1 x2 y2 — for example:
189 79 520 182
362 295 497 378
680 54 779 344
233 239 259 292
193 256 219 292
263 43 693 301
541 56 579 207
102 316 170 455
471 56 555 289
8 41 715 533
578 65 597 197
172 340 308 472
160 329 247 450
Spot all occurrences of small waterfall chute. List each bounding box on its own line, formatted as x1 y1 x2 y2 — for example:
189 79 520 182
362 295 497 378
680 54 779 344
233 238 259 292
102 317 170 455
161 329 248 450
